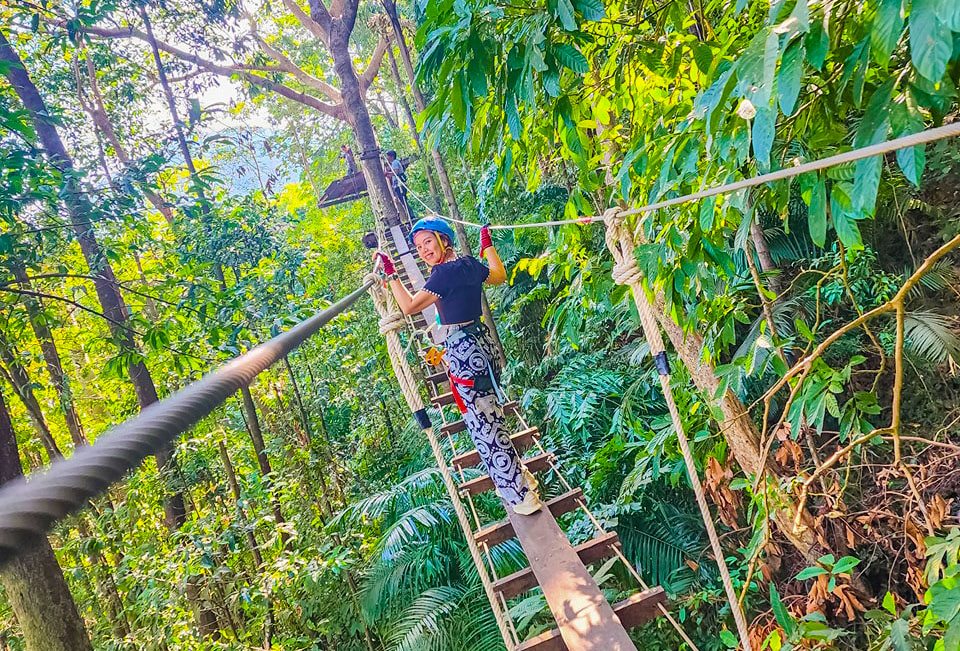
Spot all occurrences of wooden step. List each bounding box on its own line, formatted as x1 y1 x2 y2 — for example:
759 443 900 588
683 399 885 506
492 532 621 600
459 452 553 496
453 427 539 469
515 587 667 651
475 488 583 548
435 402 519 429
426 370 448 386
431 391 456 407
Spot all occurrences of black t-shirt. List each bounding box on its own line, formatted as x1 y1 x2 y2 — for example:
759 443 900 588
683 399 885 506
422 256 490 324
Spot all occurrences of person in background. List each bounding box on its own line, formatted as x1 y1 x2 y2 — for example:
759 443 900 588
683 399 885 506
374 217 542 516
340 144 357 175
385 150 415 221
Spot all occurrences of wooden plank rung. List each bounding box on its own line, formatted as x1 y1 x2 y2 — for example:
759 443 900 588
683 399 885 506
453 427 539 469
514 587 667 651
475 488 583 548
492 532 620 600
459 451 553 496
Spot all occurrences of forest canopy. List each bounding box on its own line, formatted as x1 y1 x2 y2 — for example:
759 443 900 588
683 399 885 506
1 0 960 649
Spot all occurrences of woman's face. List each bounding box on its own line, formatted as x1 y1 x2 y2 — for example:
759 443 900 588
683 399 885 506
414 231 445 266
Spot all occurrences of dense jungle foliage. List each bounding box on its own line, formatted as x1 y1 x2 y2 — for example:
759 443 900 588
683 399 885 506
1 0 960 649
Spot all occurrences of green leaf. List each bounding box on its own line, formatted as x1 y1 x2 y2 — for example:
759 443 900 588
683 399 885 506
831 556 861 575
770 584 796 637
552 43 589 73
883 591 898 615
805 19 829 70
572 0 606 21
871 0 905 65
554 0 578 31
939 0 960 30
504 92 521 139
699 195 717 230
778 40 804 116
909 0 953 81
451 75 466 131
796 566 828 580
831 185 863 248
719 629 738 647
896 142 926 187
808 176 827 246
752 101 776 168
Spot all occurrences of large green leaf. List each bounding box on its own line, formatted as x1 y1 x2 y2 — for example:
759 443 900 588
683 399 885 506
552 42 589 73
572 0 606 22
830 183 862 248
939 0 960 30
554 0 578 31
752 100 777 168
778 40 804 115
909 0 953 81
871 0 905 65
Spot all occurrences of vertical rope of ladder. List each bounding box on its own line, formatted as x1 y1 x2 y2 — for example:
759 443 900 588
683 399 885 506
365 274 517 650
603 211 754 651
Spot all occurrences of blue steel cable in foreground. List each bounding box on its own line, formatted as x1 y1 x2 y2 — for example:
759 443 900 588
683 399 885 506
0 279 375 566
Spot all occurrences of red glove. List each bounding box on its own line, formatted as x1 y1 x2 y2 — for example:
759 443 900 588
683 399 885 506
479 225 493 256
375 251 397 276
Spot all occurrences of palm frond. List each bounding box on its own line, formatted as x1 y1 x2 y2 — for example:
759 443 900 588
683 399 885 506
904 310 960 365
388 586 463 651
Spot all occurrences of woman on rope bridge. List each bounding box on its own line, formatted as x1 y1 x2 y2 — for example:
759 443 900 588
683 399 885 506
375 217 543 516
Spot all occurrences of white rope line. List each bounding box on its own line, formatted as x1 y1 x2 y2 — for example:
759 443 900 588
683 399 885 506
604 211 753 651
389 121 960 231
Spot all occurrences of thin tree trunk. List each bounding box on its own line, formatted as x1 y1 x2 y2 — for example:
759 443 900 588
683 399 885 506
12 265 87 447
379 0 506 364
0 389 94 651
385 42 443 212
650 291 819 561
0 335 62 461
1 24 187 539
78 54 176 226
76 518 130 637
750 220 781 295
238 385 289 546
217 441 265 568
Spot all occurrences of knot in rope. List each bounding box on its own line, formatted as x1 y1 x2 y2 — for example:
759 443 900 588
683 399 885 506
602 208 644 287
378 310 405 335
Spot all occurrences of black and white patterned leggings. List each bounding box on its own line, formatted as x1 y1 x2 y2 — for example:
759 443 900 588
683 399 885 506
445 324 528 506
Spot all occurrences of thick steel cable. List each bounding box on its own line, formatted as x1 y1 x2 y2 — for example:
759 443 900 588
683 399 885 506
395 121 960 231
0 279 375 567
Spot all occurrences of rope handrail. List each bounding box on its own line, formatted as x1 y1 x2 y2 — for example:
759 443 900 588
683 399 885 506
393 121 960 230
0 278 376 566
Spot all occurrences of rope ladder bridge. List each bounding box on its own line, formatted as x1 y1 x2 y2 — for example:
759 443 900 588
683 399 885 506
0 121 958 651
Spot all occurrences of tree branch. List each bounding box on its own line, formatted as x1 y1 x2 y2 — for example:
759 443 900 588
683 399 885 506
307 0 334 38
247 24 342 101
60 20 346 121
282 0 330 45
358 36 388 94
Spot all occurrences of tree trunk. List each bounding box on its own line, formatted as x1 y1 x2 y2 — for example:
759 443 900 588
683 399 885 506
327 28 405 230
12 264 87 447
238 385 289 545
79 54 175 225
650 292 819 560
0 332 62 461
750 220 781 295
385 43 443 211
0 30 187 530
217 441 265 568
379 0 506 364
0 389 94 651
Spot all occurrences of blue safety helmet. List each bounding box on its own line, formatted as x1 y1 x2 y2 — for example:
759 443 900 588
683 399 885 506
409 216 455 247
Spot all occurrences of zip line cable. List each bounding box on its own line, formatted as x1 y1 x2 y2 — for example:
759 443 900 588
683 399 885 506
390 121 960 231
0 279 376 566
